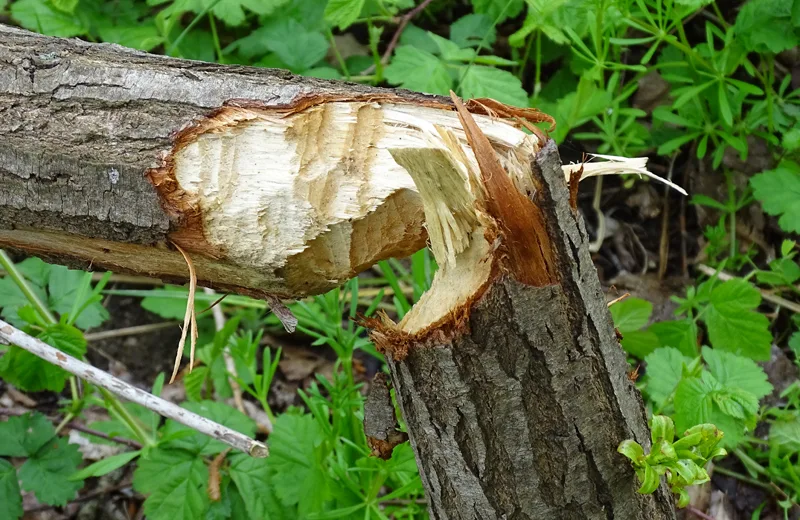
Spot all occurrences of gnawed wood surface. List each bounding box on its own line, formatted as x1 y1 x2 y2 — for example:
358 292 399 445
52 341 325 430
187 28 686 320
0 25 554 297
367 139 676 519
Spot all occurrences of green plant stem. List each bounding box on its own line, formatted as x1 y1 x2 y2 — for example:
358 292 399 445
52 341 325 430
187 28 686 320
100 387 153 446
0 250 56 323
713 465 772 490
54 412 75 435
209 13 224 63
0 249 153 446
328 29 351 80
733 448 797 492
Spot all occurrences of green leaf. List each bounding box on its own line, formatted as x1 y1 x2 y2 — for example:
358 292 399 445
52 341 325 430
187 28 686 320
770 417 800 452
470 0 524 25
620 330 661 358
18 438 83 506
0 412 55 457
384 46 452 95
702 279 772 360
70 450 140 481
141 285 193 319
261 19 329 72
50 0 79 13
459 66 528 107
734 0 800 54
16 257 51 288
269 413 328 510
0 275 48 328
98 25 164 52
10 0 84 37
48 266 109 329
650 319 699 358
610 297 652 333
701 347 772 399
674 0 714 7
133 448 209 520
324 0 365 30
450 14 496 48
644 348 693 409
751 161 800 234
674 371 718 433
229 454 287 519
0 459 23 520
0 323 86 392
399 24 439 54
160 401 255 455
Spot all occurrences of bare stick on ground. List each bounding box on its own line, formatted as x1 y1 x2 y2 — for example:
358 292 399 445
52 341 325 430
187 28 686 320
0 319 268 457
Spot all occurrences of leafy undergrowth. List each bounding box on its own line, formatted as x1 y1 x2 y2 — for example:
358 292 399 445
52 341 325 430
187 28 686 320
1 0 799 518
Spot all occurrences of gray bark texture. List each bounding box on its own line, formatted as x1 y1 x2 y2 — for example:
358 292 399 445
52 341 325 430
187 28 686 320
384 141 676 520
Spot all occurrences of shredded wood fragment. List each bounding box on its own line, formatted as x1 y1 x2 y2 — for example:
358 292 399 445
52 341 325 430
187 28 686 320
562 154 687 195
170 242 199 384
607 292 631 307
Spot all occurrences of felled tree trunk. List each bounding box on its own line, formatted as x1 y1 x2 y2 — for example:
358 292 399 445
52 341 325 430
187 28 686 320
1 25 675 518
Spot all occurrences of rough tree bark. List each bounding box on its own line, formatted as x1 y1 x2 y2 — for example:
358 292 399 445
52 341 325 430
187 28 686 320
0 25 676 519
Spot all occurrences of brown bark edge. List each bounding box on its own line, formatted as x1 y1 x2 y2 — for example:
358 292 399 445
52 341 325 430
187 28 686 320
373 141 676 520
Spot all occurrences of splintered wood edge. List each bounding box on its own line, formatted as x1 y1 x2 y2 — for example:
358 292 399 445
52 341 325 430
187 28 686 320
362 93 559 360
143 92 546 297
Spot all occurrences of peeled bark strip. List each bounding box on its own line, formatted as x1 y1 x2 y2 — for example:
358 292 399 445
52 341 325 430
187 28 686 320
366 117 675 517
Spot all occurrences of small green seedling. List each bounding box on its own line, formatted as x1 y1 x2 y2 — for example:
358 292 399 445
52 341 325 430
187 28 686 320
619 415 727 508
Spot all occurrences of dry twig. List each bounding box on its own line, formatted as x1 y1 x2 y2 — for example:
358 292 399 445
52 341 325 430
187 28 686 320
0 319 268 457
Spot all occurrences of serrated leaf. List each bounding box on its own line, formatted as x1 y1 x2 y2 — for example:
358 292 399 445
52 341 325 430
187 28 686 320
610 297 652 333
770 417 800 452
674 371 718 432
0 459 22 520
324 0 365 30
0 413 55 457
260 18 328 72
385 46 452 95
734 0 800 53
48 266 109 329
0 323 86 392
16 257 51 288
399 24 439 54
470 0 524 25
643 348 693 409
0 275 48 328
703 279 772 360
459 65 528 107
98 25 164 52
141 285 193 319
650 319 699 358
450 14 496 48
18 438 83 506
160 401 255 455
751 161 800 234
184 366 210 402
229 454 287 519
50 0 79 13
133 448 209 520
10 0 84 37
269 413 328 510
701 346 773 399
70 450 140 481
